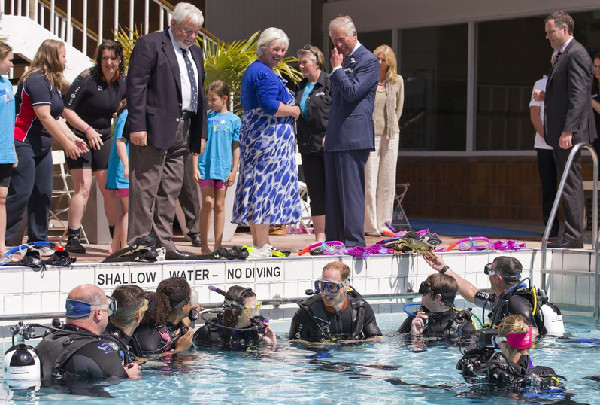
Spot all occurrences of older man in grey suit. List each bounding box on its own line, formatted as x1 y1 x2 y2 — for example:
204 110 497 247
543 10 596 249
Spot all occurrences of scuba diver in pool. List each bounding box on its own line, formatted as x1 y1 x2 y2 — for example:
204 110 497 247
458 315 564 396
131 277 199 356
289 261 382 343
423 253 564 336
193 285 276 350
36 284 142 380
105 285 148 361
398 273 476 343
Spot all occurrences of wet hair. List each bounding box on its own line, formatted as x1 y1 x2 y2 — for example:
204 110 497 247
373 44 399 84
425 273 458 304
110 285 146 327
207 80 230 101
171 2 204 27
593 52 600 95
297 45 325 71
20 39 68 93
0 42 12 62
140 277 191 326
223 285 256 327
498 314 530 358
493 256 523 285
91 40 125 79
329 16 356 38
545 11 574 35
256 27 289 58
323 261 350 281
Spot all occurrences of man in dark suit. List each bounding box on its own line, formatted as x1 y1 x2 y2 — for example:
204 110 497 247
325 16 379 247
126 2 207 259
543 11 596 249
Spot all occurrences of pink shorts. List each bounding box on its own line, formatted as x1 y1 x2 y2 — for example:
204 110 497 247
117 188 129 198
199 179 227 190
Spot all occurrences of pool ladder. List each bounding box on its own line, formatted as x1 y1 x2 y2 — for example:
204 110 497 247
540 142 600 321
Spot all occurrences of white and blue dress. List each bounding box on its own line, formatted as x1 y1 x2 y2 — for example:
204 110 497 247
232 60 301 225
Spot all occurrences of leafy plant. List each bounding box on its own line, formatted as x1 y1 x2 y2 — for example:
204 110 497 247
116 28 301 114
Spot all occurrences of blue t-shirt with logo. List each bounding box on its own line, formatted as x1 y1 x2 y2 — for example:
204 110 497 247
0 76 16 164
198 111 241 182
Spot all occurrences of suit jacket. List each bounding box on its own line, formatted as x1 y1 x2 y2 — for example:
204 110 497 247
544 38 596 149
325 44 379 152
126 29 208 153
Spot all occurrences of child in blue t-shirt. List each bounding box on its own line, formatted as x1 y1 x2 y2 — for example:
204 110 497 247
105 101 129 253
0 43 16 255
193 81 240 254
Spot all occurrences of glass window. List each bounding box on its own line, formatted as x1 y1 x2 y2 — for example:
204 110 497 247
398 24 468 151
475 17 549 151
359 30 392 54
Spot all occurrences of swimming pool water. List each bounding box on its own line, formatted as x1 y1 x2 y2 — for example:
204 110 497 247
2 314 599 404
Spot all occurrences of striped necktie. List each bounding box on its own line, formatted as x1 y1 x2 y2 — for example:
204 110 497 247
181 48 198 112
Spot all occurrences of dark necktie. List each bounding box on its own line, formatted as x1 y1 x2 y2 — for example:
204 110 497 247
181 48 198 112
555 51 562 63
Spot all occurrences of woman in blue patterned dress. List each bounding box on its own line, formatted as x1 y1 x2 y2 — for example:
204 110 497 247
233 27 302 256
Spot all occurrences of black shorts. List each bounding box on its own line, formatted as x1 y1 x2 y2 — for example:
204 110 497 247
0 163 12 187
66 138 112 171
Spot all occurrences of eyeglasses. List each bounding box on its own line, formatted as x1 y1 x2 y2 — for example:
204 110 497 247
314 279 347 294
243 301 262 313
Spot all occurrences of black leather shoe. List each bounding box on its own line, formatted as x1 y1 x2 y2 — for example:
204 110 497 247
547 240 583 249
188 233 202 247
165 250 192 260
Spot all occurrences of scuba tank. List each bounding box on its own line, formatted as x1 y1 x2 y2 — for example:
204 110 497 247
3 322 41 389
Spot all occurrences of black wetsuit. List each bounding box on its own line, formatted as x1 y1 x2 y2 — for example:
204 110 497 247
36 325 127 380
397 307 476 343
104 322 143 361
474 283 537 329
289 291 382 342
486 352 561 391
131 321 187 356
193 317 262 351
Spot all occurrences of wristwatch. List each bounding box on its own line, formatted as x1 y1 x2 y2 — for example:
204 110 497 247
440 265 449 274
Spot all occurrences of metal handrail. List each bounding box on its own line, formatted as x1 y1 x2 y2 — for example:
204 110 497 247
540 142 599 320
0 292 421 323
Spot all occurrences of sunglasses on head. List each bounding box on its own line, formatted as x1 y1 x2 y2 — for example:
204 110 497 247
314 279 346 294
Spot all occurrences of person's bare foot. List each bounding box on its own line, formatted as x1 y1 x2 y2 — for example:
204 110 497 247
201 246 212 255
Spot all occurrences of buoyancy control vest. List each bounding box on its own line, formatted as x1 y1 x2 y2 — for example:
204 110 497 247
35 327 118 379
292 290 370 342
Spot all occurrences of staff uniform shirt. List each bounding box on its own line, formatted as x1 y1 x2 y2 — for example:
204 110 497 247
529 76 552 150
64 69 126 141
14 71 64 155
0 75 16 163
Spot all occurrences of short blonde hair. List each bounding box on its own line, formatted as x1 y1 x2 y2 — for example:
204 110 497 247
256 27 289 58
373 44 399 84
323 261 350 281
498 314 531 358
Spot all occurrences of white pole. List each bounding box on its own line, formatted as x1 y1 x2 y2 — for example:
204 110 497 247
34 0 38 24
40 3 44 28
128 0 134 39
113 0 118 39
49 0 54 33
144 0 149 34
82 0 87 56
16 0 21 17
158 7 164 31
98 0 103 42
67 0 72 46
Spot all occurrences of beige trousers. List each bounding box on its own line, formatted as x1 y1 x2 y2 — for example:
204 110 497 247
364 132 399 234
